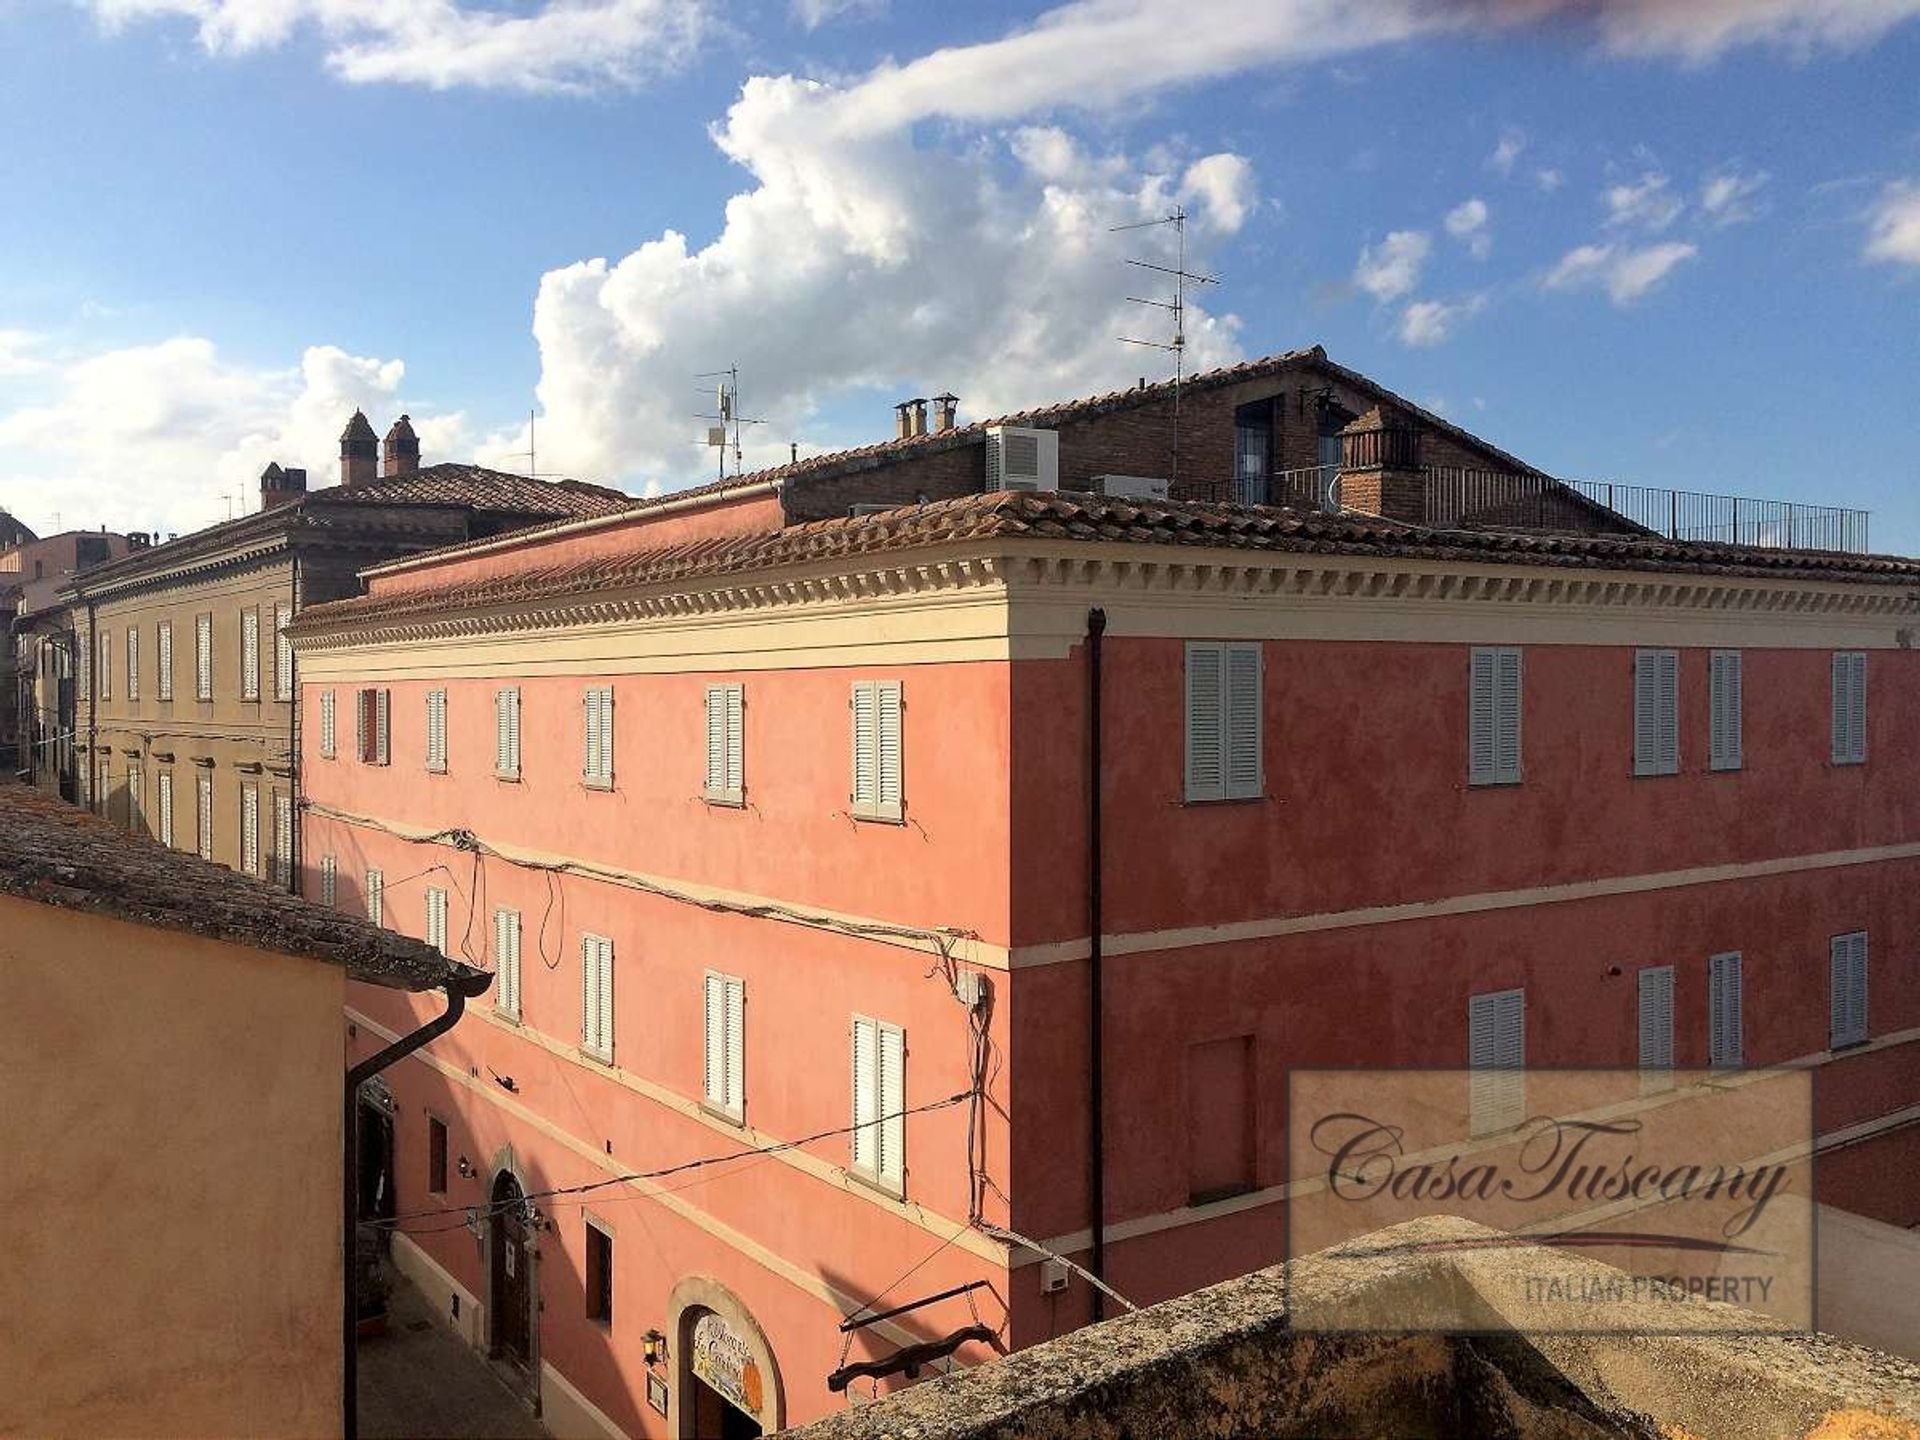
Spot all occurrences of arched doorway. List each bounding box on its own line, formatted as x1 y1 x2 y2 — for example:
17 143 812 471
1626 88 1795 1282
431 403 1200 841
670 1279 782 1439
488 1171 534 1372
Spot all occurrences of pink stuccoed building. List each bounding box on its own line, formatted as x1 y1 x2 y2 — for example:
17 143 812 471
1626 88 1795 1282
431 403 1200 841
290 351 1919 1437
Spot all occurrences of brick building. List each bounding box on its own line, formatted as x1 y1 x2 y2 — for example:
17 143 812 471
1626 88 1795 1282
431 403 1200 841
54 415 629 878
288 349 1917 1438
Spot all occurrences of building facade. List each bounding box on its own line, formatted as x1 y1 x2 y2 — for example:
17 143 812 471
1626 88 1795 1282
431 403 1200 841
290 354 1919 1437
58 415 629 880
4 527 134 779
0 783 484 1439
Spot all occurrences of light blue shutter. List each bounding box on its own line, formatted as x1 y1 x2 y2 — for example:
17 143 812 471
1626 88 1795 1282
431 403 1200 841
1185 643 1226 801
1710 651 1742 771
1468 989 1525 1134
1225 645 1262 800
1709 952 1742 1067
1832 653 1866 764
1829 933 1867 1049
1494 648 1523 782
1638 966 1675 1087
1634 650 1679 776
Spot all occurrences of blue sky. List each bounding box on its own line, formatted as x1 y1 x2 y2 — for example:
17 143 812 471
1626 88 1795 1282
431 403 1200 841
2 0 1917 549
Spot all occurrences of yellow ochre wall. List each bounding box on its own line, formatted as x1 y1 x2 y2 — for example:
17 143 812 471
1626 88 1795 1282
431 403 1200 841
0 895 345 1438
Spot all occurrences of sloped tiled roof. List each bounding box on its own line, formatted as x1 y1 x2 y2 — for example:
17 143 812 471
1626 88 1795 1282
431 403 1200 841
291 490 1920 634
0 785 489 994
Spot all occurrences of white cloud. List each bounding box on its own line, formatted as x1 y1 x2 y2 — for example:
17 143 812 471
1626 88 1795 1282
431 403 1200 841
1545 240 1698 304
792 0 884 28
1444 197 1490 257
1604 172 1685 231
1353 230 1431 303
1864 180 1920 266
1397 295 1484 347
84 0 707 93
1488 129 1526 176
0 338 465 535
1588 0 1920 61
1536 168 1565 193
0 330 49 378
1181 153 1258 233
1701 168 1770 225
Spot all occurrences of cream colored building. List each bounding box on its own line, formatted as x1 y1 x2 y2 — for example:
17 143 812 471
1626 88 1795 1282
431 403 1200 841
61 414 629 878
0 783 488 1439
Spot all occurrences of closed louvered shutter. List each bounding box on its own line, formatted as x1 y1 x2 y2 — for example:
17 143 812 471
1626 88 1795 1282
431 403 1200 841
580 936 613 1060
321 854 336 907
426 887 448 956
1185 643 1225 801
374 689 390 766
1709 952 1742 1067
874 681 903 818
273 792 293 887
702 973 744 1116
127 629 139 701
275 603 293 700
1829 932 1868 1049
493 909 521 1018
496 688 521 778
1637 966 1675 1089
851 1016 878 1175
320 690 336 758
1831 652 1866 765
127 762 143 833
241 609 259 700
157 771 174 848
851 683 878 808
1469 648 1523 785
583 687 614 786
195 614 213 699
1633 649 1679 776
99 630 110 700
241 785 259 874
157 621 173 700
1468 989 1525 1135
876 1022 905 1187
426 689 448 773
356 689 372 761
1224 645 1262 800
704 973 726 1105
197 773 213 859
1709 650 1742 771
367 869 384 926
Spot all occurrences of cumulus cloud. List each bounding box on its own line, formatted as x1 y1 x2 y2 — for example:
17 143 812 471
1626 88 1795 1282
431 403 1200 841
1536 167 1565 193
1545 240 1698 304
1700 168 1770 225
1444 197 1490 257
1353 230 1432 303
1604 172 1685 231
0 339 464 535
1398 295 1484 347
1864 180 1920 266
1586 0 1920 61
1488 129 1526 176
1180 154 1259 233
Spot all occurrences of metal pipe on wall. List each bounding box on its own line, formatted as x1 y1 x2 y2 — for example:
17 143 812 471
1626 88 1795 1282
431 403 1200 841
1086 606 1107 1322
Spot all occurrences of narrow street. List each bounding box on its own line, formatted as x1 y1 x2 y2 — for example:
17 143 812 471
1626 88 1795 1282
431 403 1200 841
359 1276 549 1440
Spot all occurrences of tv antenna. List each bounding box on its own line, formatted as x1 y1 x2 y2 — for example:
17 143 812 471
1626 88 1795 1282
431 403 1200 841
1112 204 1218 491
695 364 765 480
501 409 565 480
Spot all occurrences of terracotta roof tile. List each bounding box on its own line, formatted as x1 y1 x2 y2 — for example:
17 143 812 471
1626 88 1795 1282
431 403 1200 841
309 464 631 516
290 490 1920 633
0 784 488 994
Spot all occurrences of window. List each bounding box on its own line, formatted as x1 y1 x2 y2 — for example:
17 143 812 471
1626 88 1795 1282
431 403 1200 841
272 793 293 888
240 784 260 875
1829 932 1869 1050
581 935 614 1062
127 761 143 833
1468 988 1526 1135
1187 1035 1256 1205
357 688 389 765
583 686 615 788
425 887 449 956
703 972 745 1120
195 613 213 700
320 854 337 907
704 684 744 805
366 869 384 927
157 771 174 849
850 1014 906 1193
1633 648 1680 776
585 1219 614 1327
850 680 905 821
493 908 522 1019
428 1117 449 1195
1637 966 1675 1093
495 687 522 780
425 689 448 773
196 772 213 860
319 690 337 759
1831 651 1866 765
157 620 173 701
1468 647 1523 786
1184 643 1262 803
1708 952 1743 1068
1709 650 1742 772
127 628 140 702
240 608 260 701
77 633 89 700
98 629 110 701
274 603 293 701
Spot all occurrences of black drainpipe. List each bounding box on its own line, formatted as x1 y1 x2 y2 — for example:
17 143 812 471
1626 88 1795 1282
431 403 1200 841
1086 607 1107 1321
343 974 491 1440
83 596 97 811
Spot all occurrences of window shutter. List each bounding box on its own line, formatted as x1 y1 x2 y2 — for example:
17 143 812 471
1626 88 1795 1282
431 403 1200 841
1637 966 1675 1085
878 1022 905 1186
197 773 213 860
1468 989 1525 1134
725 976 744 1116
99 630 110 700
725 685 743 796
582 938 600 1053
1709 952 1742 1067
1832 652 1867 765
493 909 521 1018
851 682 878 808
241 609 260 700
1185 643 1226 801
375 689 390 766
273 793 293 887
598 941 614 1060
320 854 336 907
705 686 726 796
1494 648 1523 782
1829 932 1868 1049
366 869 383 926
851 1016 878 1174
427 689 447 773
157 621 173 701
195 614 212 699
127 629 139 701
275 603 293 700
874 681 903 819
157 772 174 848
1468 648 1497 784
241 785 259 874
584 689 601 783
704 973 726 1104
1634 650 1679 776
1710 650 1742 771
496 688 521 778
320 690 336 758
1225 645 1262 800
426 888 448 955
356 689 371 762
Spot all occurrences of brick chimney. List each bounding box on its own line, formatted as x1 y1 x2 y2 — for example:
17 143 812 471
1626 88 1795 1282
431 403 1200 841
932 393 959 433
383 414 420 478
894 402 914 441
910 399 928 438
259 461 308 511
340 411 378 488
1337 406 1424 522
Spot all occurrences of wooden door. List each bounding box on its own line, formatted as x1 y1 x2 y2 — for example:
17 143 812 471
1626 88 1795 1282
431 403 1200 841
490 1173 532 1367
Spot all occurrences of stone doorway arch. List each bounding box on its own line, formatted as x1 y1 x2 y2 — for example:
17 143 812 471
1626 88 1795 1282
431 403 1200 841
669 1277 784 1439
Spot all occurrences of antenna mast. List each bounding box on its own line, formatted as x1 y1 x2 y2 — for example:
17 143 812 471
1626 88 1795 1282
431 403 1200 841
1112 205 1218 492
695 364 765 480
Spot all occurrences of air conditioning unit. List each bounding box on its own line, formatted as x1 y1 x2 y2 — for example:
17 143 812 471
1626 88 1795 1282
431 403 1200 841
1095 474 1170 501
986 426 1059 493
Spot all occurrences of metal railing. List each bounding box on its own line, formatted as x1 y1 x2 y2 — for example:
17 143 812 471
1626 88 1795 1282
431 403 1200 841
1175 466 1871 554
